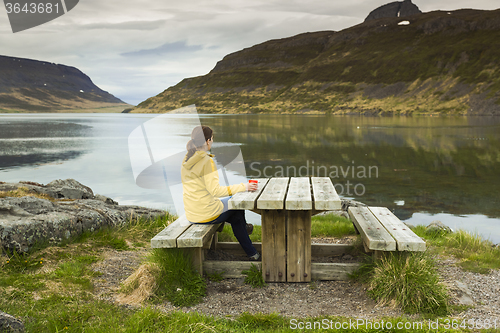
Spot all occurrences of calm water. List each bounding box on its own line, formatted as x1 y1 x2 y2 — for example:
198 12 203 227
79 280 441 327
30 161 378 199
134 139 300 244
1 113 499 243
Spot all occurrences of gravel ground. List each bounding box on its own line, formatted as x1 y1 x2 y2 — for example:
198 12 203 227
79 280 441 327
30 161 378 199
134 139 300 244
90 240 500 325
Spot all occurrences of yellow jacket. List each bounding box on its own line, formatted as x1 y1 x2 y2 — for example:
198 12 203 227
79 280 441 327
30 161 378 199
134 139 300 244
181 150 246 223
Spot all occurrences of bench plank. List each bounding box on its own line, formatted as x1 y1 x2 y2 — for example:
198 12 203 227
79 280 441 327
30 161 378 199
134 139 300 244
204 261 262 279
348 206 396 251
369 207 426 251
311 263 361 281
177 223 220 248
257 177 289 210
311 177 341 210
228 178 269 210
151 215 191 248
285 177 312 210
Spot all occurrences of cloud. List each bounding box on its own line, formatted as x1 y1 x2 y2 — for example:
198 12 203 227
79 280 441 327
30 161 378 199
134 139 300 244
121 41 203 57
1 0 499 106
81 20 166 31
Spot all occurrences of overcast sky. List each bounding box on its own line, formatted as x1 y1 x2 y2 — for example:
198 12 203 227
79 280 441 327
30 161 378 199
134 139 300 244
1 0 498 105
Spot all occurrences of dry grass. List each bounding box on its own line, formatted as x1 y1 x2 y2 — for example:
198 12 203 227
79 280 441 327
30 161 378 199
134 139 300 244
0 186 55 202
117 263 160 305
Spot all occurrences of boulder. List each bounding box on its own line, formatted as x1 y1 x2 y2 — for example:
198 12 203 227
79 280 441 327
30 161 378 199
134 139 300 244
426 220 453 234
0 180 167 252
0 311 24 333
44 179 94 199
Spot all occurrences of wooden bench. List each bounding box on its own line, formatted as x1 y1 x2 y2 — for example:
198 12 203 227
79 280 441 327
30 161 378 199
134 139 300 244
348 206 425 259
151 215 223 273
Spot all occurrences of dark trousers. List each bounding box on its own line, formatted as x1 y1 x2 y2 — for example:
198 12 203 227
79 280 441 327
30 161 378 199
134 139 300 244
191 197 258 257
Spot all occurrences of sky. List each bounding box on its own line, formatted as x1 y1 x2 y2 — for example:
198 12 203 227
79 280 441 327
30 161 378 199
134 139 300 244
1 0 499 105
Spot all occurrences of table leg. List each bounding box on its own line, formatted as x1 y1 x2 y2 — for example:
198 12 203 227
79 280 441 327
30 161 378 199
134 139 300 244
261 209 286 282
287 211 311 282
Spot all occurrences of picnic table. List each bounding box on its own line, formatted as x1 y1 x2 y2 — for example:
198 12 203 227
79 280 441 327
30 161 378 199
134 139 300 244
152 176 425 282
228 177 341 282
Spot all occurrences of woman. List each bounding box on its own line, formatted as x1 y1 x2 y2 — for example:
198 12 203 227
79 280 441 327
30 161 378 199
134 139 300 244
181 125 260 260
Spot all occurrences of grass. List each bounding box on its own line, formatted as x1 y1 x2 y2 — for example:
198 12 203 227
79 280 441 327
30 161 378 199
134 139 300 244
413 226 500 274
0 186 55 201
242 263 267 288
218 214 356 242
351 252 449 316
2 209 500 332
147 248 206 307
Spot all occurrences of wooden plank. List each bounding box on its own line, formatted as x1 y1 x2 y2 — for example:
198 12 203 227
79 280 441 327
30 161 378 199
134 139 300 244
177 223 220 248
261 209 287 282
285 177 312 210
348 206 396 251
369 207 426 252
257 177 289 210
287 210 312 282
203 261 360 281
311 244 354 257
216 242 353 257
311 263 361 281
217 242 262 254
190 247 203 274
311 177 341 210
203 261 262 278
151 215 191 248
228 178 269 210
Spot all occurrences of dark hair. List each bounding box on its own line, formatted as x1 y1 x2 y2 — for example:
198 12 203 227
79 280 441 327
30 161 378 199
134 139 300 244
185 125 213 161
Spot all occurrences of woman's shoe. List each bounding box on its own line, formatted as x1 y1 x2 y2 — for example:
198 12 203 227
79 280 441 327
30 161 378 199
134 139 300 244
249 252 261 261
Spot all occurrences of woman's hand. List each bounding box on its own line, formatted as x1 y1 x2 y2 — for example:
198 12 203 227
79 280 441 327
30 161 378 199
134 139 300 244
245 182 258 192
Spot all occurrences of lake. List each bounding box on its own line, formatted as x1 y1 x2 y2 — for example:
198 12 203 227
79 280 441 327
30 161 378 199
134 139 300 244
1 113 499 243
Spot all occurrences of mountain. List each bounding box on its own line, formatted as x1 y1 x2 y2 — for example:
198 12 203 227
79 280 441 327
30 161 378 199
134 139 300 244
132 8 500 115
0 55 130 112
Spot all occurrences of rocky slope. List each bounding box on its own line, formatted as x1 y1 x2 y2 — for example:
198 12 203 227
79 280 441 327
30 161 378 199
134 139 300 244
0 55 129 112
132 8 500 115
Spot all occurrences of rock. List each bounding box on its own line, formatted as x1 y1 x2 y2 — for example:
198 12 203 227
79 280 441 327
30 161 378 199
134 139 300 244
315 210 350 219
95 194 118 205
365 0 422 22
341 199 367 212
44 179 94 199
426 220 453 234
0 311 24 333
0 180 167 252
454 281 475 306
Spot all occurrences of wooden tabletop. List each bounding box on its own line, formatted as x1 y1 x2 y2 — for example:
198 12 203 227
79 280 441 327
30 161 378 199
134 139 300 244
228 177 341 212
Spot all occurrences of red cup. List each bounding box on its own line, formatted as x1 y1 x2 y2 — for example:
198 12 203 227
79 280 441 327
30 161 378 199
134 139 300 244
248 179 258 192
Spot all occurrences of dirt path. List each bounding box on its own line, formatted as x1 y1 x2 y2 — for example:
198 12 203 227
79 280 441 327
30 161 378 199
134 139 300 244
90 243 500 324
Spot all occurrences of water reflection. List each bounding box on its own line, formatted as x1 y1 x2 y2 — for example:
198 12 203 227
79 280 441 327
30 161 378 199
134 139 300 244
0 113 499 242
202 115 500 219
0 121 91 169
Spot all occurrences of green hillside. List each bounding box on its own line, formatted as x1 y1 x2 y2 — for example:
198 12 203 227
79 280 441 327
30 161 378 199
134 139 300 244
133 9 500 115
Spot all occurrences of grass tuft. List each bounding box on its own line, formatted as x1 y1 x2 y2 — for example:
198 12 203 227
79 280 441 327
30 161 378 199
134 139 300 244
242 263 266 288
352 252 449 315
118 263 160 305
147 248 206 307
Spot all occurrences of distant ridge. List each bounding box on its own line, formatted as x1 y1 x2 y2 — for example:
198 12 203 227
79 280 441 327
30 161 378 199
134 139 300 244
0 55 129 112
133 8 500 115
